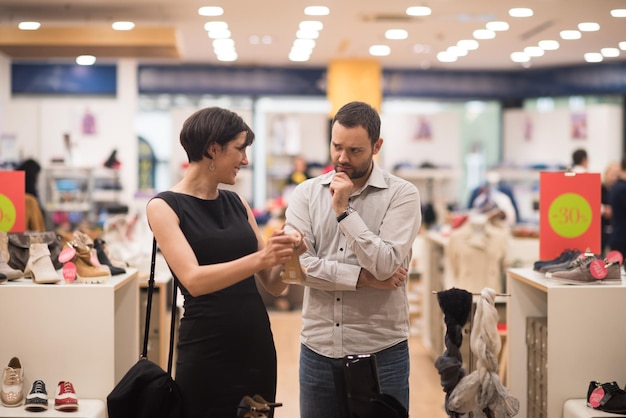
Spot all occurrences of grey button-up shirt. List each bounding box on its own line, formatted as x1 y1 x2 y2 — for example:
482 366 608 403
285 163 422 358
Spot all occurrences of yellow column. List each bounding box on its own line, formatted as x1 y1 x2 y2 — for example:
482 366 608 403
327 59 382 116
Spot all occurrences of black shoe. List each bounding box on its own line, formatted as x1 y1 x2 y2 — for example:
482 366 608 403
533 249 580 271
588 381 626 414
93 239 126 275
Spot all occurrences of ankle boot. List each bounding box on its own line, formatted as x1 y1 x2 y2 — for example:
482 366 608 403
25 243 60 284
0 231 10 263
71 245 110 283
93 239 126 275
0 248 23 281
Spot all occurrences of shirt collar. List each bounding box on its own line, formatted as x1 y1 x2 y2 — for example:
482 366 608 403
320 162 388 190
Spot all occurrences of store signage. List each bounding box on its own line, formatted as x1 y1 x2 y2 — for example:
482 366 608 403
0 171 25 232
539 171 600 259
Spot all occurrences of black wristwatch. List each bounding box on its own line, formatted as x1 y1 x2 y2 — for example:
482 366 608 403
336 206 355 223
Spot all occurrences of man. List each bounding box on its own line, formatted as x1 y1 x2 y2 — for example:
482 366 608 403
285 101 422 418
571 148 588 172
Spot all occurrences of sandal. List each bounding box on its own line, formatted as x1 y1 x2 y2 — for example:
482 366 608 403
280 222 306 284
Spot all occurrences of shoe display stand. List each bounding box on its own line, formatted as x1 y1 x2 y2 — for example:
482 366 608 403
507 268 626 418
0 399 105 418
0 269 139 415
563 399 626 418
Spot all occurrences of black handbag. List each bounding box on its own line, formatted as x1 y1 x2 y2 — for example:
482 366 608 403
107 238 184 418
7 231 63 271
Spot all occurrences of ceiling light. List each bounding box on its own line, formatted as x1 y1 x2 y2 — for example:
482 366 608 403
216 51 238 62
385 29 408 40
447 46 468 57
560 30 582 40
486 21 509 31
511 52 530 62
457 39 479 50
300 21 323 31
304 6 329 16
18 21 40 30
204 21 228 31
437 51 457 62
294 38 316 50
208 28 231 39
584 52 603 63
369 45 391 56
524 46 544 57
601 48 620 57
610 9 626 17
198 6 224 16
76 55 96 66
509 8 533 17
112 21 134 31
473 29 495 40
406 6 432 16
289 50 311 62
413 43 431 53
620 42 626 50
297 29 319 39
213 38 235 50
578 22 600 31
538 40 560 50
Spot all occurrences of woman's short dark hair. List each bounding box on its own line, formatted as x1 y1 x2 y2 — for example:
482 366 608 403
180 107 254 162
332 101 381 146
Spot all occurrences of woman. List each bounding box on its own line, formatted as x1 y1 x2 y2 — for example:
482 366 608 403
146 107 301 417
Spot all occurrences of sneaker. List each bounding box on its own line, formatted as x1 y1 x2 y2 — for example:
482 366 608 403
588 381 626 413
25 380 48 412
54 381 78 412
1 357 24 407
547 257 608 284
533 249 580 271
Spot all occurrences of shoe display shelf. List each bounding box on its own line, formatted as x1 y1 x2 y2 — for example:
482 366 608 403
507 268 626 418
0 399 105 418
0 269 139 414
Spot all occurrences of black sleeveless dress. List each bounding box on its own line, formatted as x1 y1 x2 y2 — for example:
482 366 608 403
155 190 277 418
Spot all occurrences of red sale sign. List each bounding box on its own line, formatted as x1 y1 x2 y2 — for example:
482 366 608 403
0 171 26 232
539 171 600 259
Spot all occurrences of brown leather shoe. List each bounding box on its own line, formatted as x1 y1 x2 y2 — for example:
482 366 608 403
1 357 24 407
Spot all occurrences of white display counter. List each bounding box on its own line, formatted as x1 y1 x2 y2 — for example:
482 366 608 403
0 269 139 406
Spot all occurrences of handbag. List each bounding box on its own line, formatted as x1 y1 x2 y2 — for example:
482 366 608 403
7 231 63 271
107 238 184 418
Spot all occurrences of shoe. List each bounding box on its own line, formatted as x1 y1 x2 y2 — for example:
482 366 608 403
93 238 126 275
588 381 626 413
0 232 23 280
24 243 61 284
542 251 595 273
0 272 6 284
547 257 608 284
25 380 48 412
1 357 24 407
65 242 110 283
54 381 78 412
94 238 128 269
534 249 580 271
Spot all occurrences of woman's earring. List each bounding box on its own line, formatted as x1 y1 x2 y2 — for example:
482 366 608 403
209 160 215 171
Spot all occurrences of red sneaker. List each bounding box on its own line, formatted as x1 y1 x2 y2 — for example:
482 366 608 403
54 381 78 412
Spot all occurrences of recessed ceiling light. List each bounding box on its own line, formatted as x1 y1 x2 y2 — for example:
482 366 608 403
297 29 319 39
578 22 600 31
620 41 626 50
560 30 582 40
457 39 479 50
76 55 96 66
447 46 468 57
204 21 228 31
289 51 310 62
437 51 457 62
300 21 323 31
294 39 316 50
217 51 238 62
601 47 620 57
610 9 626 17
511 52 530 62
406 6 432 17
509 8 533 18
524 46 544 57
473 29 495 40
112 21 135 31
486 21 509 31
213 38 235 50
18 21 41 30
208 28 231 39
304 6 329 16
369 45 391 56
198 6 224 17
584 53 603 63
385 29 408 40
538 40 560 50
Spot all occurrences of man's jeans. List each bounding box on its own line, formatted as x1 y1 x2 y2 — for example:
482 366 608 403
299 341 410 418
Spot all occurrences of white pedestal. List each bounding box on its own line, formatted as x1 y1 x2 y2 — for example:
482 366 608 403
508 268 626 418
0 270 139 404
563 399 626 418
0 399 105 418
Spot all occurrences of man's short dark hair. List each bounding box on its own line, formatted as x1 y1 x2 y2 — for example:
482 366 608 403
572 148 588 166
332 101 381 146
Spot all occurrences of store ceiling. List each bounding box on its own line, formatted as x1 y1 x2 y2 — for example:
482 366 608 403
0 0 624 71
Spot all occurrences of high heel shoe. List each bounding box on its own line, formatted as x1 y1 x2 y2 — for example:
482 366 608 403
65 242 110 284
280 223 306 284
93 238 126 275
0 232 22 280
24 243 60 284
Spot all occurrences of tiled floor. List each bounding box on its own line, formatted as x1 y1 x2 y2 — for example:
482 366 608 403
270 310 448 418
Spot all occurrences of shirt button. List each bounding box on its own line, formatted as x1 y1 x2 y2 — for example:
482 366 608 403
339 248 344 251
336 298 340 301
335 323 340 327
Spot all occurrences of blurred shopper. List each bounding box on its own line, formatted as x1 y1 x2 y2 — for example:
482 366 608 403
601 161 620 254
608 155 626 261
